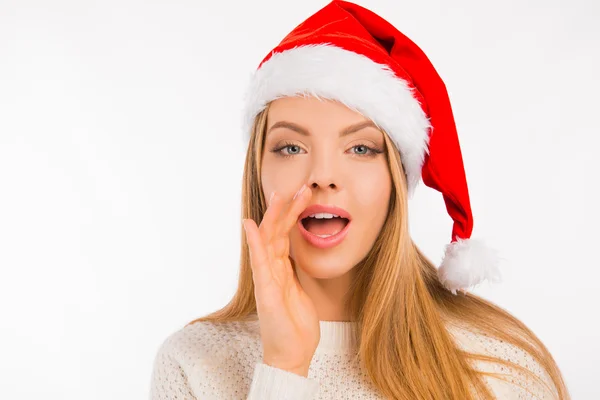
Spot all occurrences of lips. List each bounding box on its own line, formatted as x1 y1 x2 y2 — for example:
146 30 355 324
301 216 348 236
297 204 352 249
298 204 352 221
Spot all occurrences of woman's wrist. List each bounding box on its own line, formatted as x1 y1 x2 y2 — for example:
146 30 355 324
285 365 310 377
263 359 310 377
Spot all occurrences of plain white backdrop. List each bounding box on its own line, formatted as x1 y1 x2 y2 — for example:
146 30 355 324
1 0 598 398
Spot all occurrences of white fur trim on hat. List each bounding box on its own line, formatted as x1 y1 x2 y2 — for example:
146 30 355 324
241 43 432 196
437 237 503 295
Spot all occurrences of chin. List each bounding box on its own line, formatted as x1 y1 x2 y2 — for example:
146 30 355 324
291 243 359 280
296 262 354 280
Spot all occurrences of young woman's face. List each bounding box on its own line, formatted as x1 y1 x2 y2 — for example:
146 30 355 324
261 96 392 279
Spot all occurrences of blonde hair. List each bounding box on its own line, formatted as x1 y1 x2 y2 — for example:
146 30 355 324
189 101 570 399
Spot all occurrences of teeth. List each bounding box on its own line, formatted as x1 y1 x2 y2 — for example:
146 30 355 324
315 234 334 238
308 212 340 219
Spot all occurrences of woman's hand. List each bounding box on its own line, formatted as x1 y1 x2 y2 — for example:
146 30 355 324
242 184 319 378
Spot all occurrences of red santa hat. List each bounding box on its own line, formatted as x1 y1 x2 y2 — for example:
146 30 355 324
241 0 501 295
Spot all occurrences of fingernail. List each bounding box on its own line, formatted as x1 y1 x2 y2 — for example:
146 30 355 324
293 184 307 200
268 191 275 206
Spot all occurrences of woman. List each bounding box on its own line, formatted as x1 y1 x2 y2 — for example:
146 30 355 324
149 1 570 399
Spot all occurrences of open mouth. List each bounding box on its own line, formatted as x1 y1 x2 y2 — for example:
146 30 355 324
300 215 350 238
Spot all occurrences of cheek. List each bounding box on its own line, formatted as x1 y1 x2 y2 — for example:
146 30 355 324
260 157 305 199
350 164 392 210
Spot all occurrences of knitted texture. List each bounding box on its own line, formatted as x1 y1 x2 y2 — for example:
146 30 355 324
149 315 557 399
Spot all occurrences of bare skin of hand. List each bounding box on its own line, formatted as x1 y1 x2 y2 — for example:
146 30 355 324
242 184 319 378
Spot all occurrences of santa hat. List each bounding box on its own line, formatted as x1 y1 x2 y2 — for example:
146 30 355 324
241 0 501 294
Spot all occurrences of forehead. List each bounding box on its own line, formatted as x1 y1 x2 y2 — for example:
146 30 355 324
266 96 376 134
270 96 366 117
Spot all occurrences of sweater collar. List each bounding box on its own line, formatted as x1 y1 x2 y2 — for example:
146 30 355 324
316 320 358 353
247 314 358 353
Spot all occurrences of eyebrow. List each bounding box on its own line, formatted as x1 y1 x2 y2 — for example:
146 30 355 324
267 120 379 137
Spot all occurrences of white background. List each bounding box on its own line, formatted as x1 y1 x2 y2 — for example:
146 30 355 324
1 0 598 399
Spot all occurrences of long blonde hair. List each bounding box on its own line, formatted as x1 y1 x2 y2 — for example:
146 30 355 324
189 101 570 399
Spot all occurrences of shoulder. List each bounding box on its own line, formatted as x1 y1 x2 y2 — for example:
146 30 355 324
446 324 559 400
150 317 263 399
154 317 262 368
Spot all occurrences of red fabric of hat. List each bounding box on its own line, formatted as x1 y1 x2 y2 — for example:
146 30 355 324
242 0 501 294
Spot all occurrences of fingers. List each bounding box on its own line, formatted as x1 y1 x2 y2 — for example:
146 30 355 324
259 184 311 245
259 191 286 245
276 184 312 239
242 218 271 289
268 184 312 260
246 183 311 283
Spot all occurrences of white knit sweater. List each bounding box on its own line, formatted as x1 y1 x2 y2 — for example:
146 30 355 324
149 314 557 399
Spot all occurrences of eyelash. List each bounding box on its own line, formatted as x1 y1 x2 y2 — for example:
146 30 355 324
271 141 384 159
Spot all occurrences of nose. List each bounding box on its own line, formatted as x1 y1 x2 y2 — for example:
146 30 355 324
310 181 337 191
307 149 340 192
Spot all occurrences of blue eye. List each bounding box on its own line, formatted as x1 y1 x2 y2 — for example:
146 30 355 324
270 141 306 158
352 144 370 155
270 141 383 159
282 144 302 155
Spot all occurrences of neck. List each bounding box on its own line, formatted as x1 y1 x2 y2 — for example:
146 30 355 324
294 263 355 321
